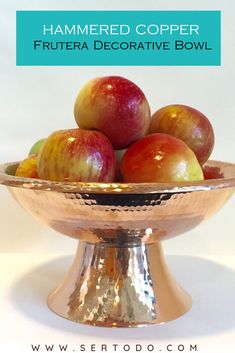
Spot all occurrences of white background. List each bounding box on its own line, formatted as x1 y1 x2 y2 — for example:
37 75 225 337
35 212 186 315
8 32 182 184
0 1 235 353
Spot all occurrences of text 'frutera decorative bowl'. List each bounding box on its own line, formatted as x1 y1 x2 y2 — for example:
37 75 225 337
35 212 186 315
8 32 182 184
1 160 235 328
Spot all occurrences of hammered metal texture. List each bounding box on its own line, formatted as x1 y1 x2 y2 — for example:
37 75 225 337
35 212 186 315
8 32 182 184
0 160 235 326
6 185 234 244
48 241 191 327
1 160 235 244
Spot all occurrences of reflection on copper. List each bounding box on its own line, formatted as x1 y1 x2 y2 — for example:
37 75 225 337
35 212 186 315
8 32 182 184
0 160 235 327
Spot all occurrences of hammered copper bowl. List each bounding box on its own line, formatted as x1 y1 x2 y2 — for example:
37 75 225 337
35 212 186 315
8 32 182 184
1 160 235 327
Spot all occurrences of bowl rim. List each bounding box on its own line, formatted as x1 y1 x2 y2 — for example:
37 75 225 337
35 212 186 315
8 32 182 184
0 160 235 194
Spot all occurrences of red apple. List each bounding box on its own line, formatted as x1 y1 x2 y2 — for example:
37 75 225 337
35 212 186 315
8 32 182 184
203 165 224 180
74 76 151 150
38 129 117 182
15 155 38 178
148 104 214 165
120 133 204 183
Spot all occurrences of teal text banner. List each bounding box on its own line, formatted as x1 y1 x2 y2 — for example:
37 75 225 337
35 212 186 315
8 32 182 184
16 11 221 66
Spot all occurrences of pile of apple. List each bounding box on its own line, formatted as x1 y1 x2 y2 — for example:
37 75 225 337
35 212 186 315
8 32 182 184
16 75 222 183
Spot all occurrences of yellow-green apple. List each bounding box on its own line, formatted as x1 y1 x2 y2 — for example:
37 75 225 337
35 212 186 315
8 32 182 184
15 155 38 178
74 76 151 150
115 149 127 164
148 104 214 165
38 128 116 182
28 138 46 156
114 149 126 182
120 133 204 183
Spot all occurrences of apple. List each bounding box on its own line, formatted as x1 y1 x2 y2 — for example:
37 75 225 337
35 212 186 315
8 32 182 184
148 104 214 165
120 133 204 183
114 149 127 182
38 128 117 182
74 76 151 150
28 138 46 156
203 165 224 180
115 149 127 164
15 155 38 178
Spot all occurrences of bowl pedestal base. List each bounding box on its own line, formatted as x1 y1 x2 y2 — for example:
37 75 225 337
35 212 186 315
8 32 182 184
47 240 192 327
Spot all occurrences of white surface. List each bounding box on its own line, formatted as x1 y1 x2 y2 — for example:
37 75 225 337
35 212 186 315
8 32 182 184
1 253 235 353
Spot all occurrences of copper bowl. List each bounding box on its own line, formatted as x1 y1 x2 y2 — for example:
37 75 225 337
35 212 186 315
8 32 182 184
0 160 235 327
